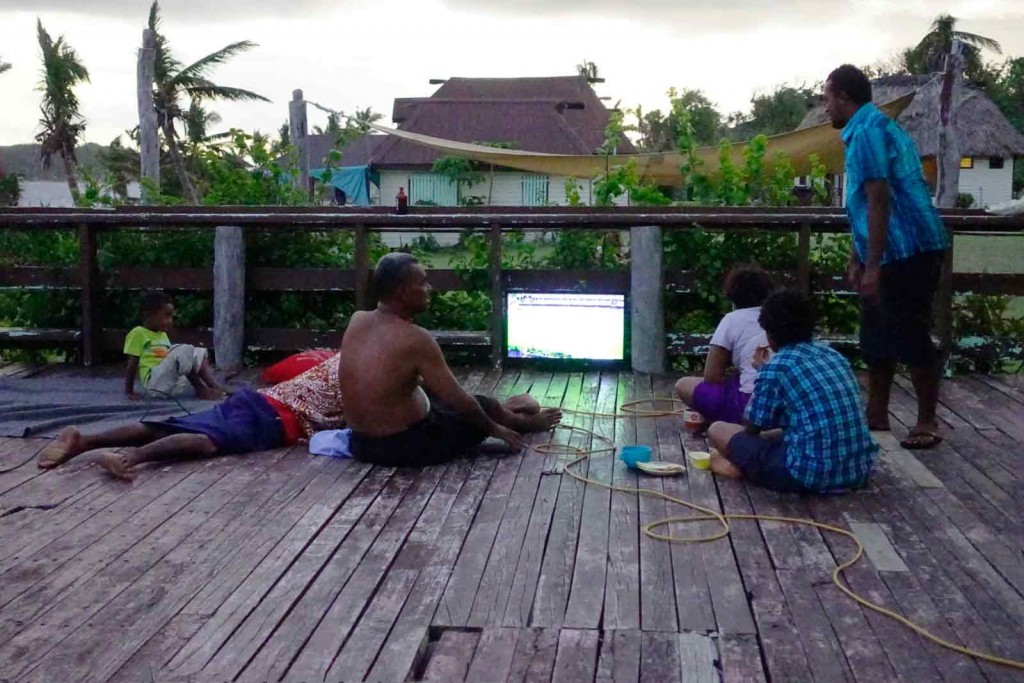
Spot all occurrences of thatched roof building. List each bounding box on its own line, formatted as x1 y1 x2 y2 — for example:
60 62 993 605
799 75 1024 159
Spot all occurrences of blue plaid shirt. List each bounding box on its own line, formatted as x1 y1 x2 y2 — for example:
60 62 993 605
745 342 878 491
842 103 949 265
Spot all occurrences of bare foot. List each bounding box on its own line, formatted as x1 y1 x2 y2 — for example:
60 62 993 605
96 450 135 481
524 408 562 432
197 387 225 401
504 394 541 415
867 408 890 432
38 427 85 469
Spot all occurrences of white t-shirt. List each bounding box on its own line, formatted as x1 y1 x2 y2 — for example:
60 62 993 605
709 306 769 394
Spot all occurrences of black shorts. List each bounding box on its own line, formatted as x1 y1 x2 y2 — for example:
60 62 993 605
860 249 945 368
350 394 497 467
726 433 809 493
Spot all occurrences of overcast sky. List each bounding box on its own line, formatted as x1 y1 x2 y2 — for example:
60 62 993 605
0 0 1022 147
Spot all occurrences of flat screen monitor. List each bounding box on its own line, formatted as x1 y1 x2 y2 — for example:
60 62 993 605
505 291 627 367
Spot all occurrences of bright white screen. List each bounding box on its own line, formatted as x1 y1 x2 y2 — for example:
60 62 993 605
507 292 625 361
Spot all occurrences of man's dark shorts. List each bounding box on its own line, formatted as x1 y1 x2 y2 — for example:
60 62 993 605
860 249 945 367
726 432 809 493
351 394 499 467
144 389 285 455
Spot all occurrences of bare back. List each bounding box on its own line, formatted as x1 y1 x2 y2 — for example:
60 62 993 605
339 310 432 436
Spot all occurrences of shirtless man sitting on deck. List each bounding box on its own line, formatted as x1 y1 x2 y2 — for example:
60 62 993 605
341 252 562 467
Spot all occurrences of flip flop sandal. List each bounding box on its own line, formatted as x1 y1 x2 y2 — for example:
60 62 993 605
900 430 943 450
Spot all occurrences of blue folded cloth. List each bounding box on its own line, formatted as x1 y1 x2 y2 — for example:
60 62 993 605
310 428 352 458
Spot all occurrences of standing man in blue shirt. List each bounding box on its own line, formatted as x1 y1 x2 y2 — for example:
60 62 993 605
823 65 950 449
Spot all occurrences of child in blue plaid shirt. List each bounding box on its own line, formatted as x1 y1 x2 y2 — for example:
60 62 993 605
706 289 878 493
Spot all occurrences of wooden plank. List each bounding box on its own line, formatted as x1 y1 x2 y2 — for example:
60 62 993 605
633 374 678 633
639 630 681 683
269 464 450 681
166 460 380 676
464 627 521 682
551 629 600 683
0 439 48 498
106 613 206 683
325 568 420 680
42 448 335 683
677 632 717 683
602 372 642 631
714 478 817 681
467 384 556 627
804 493 950 683
505 628 560 683
0 456 246 648
718 634 767 683
595 629 641 683
874 433 946 488
775 569 855 683
867 465 1024 683
530 373 593 627
6 446 296 681
421 629 480 681
659 408 716 633
213 468 426 682
563 371 618 629
848 522 910 572
501 376 564 628
368 456 497 681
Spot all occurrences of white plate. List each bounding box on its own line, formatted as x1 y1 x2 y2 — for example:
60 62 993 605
635 461 686 476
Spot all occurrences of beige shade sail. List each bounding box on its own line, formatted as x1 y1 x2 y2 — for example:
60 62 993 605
368 93 915 187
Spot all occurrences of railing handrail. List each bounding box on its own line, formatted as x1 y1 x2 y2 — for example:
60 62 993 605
1 206 1022 232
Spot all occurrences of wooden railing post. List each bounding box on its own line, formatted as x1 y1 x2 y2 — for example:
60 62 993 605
630 225 665 373
214 225 245 372
354 223 370 310
796 222 812 296
78 223 100 366
489 223 503 369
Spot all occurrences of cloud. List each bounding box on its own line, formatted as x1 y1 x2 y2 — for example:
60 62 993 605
0 0 330 20
438 0 855 30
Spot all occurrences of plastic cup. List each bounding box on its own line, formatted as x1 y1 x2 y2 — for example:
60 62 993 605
688 450 712 470
619 445 653 468
683 409 704 432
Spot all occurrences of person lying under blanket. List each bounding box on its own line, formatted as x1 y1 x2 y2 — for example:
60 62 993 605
36 351 345 481
340 252 563 468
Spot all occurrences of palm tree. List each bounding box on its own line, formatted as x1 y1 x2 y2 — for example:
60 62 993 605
576 60 601 83
147 1 270 203
905 14 1001 79
35 20 90 204
352 106 383 133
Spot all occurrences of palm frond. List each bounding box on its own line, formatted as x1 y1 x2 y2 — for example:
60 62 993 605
184 83 271 104
169 41 259 86
951 30 1001 53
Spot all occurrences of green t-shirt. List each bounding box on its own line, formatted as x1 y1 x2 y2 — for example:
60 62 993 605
123 326 171 382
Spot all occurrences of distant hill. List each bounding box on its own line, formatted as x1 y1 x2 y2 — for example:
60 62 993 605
0 143 108 180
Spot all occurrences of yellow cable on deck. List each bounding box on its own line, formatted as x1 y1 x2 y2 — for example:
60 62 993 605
532 398 1024 672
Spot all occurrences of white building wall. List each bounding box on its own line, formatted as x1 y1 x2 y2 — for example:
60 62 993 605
958 158 1014 208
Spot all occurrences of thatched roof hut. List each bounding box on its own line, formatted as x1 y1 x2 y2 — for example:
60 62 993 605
799 75 1024 159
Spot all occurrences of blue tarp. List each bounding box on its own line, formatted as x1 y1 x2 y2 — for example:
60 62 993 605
310 166 378 207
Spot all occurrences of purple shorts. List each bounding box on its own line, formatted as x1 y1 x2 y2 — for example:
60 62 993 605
691 375 751 424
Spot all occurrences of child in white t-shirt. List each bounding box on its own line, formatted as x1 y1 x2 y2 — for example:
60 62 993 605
676 266 775 426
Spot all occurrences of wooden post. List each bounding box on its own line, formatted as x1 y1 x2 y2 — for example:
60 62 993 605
354 224 370 310
796 222 812 295
78 224 100 366
137 29 159 202
289 89 309 194
214 225 245 372
489 223 503 369
935 41 965 359
630 225 665 373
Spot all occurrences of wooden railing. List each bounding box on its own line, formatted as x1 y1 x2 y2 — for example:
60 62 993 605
1 206 1023 371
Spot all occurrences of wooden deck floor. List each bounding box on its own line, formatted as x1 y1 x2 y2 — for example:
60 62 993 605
1 368 1024 682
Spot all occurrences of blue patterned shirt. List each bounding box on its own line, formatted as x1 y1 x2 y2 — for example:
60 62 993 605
745 342 878 491
842 103 949 265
